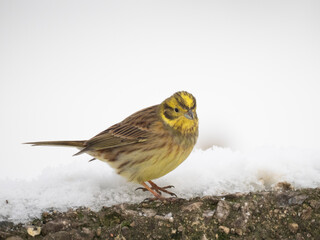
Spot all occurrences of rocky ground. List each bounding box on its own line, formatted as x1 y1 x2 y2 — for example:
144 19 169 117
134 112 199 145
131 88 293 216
1 184 319 240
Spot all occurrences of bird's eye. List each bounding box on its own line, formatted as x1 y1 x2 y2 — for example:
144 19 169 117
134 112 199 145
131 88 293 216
174 108 179 112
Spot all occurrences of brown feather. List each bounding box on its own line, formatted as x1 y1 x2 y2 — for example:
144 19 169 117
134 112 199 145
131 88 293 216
73 105 159 155
24 140 85 147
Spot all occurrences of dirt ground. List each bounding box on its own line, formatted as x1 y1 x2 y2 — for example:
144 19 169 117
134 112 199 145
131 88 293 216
1 184 319 240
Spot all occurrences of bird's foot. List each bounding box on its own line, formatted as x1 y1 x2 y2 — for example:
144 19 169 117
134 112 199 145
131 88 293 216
148 181 177 197
136 181 177 198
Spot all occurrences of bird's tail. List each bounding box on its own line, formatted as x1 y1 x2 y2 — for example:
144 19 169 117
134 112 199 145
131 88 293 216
25 140 85 148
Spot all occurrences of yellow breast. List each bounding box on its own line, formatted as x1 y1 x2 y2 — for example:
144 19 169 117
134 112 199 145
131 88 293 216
115 141 195 183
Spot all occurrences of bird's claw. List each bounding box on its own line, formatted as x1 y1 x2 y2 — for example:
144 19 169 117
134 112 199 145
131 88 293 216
168 192 177 197
161 185 175 189
135 187 148 192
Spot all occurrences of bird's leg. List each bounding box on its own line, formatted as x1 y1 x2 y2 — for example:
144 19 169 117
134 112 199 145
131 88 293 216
148 181 177 197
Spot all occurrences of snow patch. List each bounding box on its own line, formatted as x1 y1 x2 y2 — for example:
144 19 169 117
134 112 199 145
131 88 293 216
1 146 320 223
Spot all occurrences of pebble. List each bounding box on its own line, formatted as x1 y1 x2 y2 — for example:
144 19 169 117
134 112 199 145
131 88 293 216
27 226 41 237
142 208 156 217
288 223 299 233
202 210 215 218
130 221 136 227
124 209 138 216
235 228 243 236
42 220 70 235
215 201 231 223
289 195 308 205
82 227 91 234
182 202 203 212
201 234 209 240
218 226 230 234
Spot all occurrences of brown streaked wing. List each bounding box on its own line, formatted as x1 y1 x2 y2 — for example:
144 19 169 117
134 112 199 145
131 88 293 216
74 105 159 155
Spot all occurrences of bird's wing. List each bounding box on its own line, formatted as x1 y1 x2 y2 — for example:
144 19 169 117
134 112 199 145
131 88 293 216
74 123 150 155
74 105 159 155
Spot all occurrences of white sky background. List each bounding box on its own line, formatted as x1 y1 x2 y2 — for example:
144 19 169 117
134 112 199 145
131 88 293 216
1 0 320 180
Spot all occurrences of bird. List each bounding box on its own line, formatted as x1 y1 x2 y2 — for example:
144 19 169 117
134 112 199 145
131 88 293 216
25 91 198 200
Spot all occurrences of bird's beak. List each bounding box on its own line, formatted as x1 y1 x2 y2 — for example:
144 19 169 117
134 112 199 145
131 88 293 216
184 110 194 120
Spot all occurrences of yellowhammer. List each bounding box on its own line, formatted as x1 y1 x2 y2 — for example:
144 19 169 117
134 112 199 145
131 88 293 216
26 91 198 200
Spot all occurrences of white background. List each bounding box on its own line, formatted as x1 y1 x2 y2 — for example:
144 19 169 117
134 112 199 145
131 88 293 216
1 0 320 180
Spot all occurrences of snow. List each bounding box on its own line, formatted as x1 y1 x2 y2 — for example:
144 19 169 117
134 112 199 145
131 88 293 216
1 146 320 223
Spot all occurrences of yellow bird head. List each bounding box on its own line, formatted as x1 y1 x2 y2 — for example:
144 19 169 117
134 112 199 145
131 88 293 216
159 91 198 134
